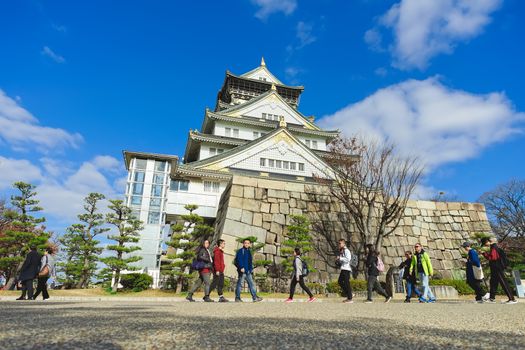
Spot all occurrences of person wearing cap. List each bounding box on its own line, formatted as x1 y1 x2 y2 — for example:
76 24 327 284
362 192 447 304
480 237 517 304
462 242 484 303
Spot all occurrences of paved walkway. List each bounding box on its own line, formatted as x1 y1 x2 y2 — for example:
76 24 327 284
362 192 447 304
1 299 524 349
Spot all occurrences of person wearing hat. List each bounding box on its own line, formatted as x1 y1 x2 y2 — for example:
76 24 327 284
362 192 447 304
462 242 484 303
480 237 517 304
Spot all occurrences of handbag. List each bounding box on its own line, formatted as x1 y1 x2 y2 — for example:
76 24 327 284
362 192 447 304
38 256 49 277
472 265 484 280
191 259 206 271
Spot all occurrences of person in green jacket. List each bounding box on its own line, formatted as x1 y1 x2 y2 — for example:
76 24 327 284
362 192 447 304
409 243 436 303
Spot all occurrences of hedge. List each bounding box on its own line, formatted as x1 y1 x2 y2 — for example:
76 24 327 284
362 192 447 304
120 273 153 292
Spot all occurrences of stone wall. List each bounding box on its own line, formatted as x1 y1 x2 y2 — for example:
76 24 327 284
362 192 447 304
214 175 492 280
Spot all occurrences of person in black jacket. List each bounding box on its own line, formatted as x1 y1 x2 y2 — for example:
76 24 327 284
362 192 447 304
365 244 391 303
186 240 214 302
398 251 421 303
16 245 41 300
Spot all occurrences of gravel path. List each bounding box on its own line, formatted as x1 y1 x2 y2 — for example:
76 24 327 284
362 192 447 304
1 300 524 349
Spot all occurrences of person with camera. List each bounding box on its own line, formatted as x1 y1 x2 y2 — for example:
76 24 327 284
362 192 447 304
186 239 214 302
481 237 517 304
336 239 353 303
33 246 56 300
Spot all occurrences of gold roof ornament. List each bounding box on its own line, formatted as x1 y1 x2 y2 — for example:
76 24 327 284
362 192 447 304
271 83 277 91
279 115 287 128
260 56 266 67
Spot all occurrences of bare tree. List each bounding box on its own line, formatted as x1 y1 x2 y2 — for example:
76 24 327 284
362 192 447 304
478 179 525 241
311 136 424 273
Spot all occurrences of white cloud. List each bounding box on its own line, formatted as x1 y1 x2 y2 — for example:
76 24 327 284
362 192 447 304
374 67 388 77
41 46 66 64
92 155 123 174
252 0 297 20
0 89 82 152
366 0 502 70
296 21 316 49
319 77 524 169
0 156 42 190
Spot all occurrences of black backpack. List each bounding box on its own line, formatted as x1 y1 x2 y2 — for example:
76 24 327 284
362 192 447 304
301 259 309 277
497 247 510 269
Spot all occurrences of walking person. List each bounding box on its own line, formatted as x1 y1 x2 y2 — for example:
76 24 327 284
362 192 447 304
209 239 229 302
186 240 214 302
285 248 316 303
234 239 263 302
481 237 517 304
364 244 391 303
336 239 353 303
410 243 436 303
462 242 485 303
16 245 41 300
33 246 56 300
398 251 421 303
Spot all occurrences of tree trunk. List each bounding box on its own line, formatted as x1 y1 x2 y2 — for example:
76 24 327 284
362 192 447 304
6 261 23 290
76 254 90 289
112 269 120 293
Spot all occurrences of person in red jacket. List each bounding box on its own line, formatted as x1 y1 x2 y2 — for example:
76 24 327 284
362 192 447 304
210 239 229 302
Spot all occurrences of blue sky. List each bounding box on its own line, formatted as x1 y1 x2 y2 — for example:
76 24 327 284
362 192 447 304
0 0 524 234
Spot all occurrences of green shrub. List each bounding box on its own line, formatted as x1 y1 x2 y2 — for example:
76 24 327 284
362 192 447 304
326 281 341 294
429 279 474 295
120 273 153 292
305 282 324 295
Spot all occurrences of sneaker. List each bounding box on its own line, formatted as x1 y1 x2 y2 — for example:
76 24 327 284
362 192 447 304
482 293 490 301
253 297 263 302
502 299 518 304
418 297 428 303
203 297 214 302
404 299 411 303
385 296 392 303
486 299 496 304
476 300 484 304
284 298 294 303
218 296 229 303
186 295 195 302
235 298 243 302
428 298 436 303
364 300 373 304
307 297 316 303
343 299 354 303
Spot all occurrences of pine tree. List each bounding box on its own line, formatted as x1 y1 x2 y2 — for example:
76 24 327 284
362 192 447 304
163 204 213 292
58 193 108 288
281 215 314 274
100 199 143 293
0 182 49 288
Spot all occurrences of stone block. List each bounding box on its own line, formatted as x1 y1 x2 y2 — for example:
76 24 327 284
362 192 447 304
229 196 243 209
270 203 279 213
417 201 436 210
252 227 267 244
254 188 266 200
262 213 273 222
242 198 260 212
270 222 282 235
273 213 286 225
244 186 255 199
263 244 277 255
260 203 270 213
252 213 263 227
232 176 258 187
468 211 479 221
268 189 290 199
290 208 303 216
280 202 290 215
226 207 242 221
436 240 445 250
257 178 286 190
241 210 253 225
448 202 461 210
230 185 244 198
262 222 270 230
265 232 276 244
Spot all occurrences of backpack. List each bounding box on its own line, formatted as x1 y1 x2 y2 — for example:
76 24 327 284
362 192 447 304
497 247 510 269
233 256 240 269
350 253 358 269
376 256 385 273
301 260 309 277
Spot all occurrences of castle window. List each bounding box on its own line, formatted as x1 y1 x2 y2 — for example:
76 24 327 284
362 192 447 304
268 159 275 167
253 131 259 139
260 158 266 166
209 148 217 156
312 141 318 149
233 129 239 138
290 162 296 170
299 163 305 171
305 140 311 147
225 128 231 137
134 158 147 169
276 160 282 168
204 181 220 193
170 180 189 192
283 161 289 170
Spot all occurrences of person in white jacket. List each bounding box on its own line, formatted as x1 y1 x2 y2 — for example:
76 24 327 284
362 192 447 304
337 239 353 303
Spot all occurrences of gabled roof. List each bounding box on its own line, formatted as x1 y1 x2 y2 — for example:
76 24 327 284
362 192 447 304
227 71 304 90
185 127 335 178
219 88 320 130
240 57 284 86
201 110 340 139
183 130 247 163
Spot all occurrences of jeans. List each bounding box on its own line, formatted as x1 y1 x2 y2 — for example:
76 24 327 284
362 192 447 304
289 275 313 298
367 275 389 300
210 272 225 296
338 270 353 300
489 266 514 300
235 271 258 300
33 276 50 300
405 279 421 299
189 271 211 297
467 278 484 301
419 273 435 300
